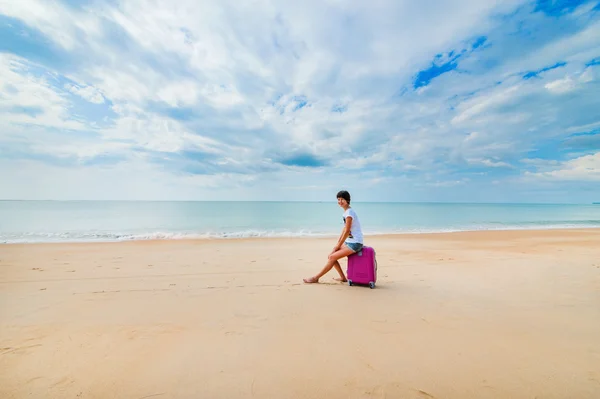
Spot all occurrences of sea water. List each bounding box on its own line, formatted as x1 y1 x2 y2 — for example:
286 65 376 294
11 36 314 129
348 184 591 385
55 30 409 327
1 201 599 243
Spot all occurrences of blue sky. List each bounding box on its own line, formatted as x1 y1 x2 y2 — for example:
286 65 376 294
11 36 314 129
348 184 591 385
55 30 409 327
0 0 599 202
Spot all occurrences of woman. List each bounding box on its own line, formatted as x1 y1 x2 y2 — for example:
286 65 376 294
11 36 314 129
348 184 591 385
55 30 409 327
303 190 364 284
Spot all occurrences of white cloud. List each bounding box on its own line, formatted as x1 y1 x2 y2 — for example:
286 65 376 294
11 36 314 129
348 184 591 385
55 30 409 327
499 19 600 78
0 54 85 131
451 85 521 124
0 0 102 50
525 152 600 181
99 112 232 156
467 158 513 168
520 158 560 167
545 66 597 93
425 179 470 188
566 120 600 134
86 66 158 104
545 76 577 93
65 83 105 104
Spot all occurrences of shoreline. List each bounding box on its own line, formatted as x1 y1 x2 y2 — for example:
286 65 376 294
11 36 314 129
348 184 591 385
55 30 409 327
2 226 600 246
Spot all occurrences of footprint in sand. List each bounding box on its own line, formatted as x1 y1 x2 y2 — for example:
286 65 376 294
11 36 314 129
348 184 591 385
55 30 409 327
416 389 436 398
2 344 42 354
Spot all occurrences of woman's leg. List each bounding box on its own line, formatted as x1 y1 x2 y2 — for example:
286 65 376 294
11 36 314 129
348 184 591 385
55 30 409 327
303 245 355 283
332 260 346 282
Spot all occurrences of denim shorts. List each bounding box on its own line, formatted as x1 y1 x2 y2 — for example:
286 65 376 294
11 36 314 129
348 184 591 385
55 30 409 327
345 241 363 253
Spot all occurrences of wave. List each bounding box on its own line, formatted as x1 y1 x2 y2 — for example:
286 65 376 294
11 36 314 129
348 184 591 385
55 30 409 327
0 230 337 244
371 222 600 235
2 221 600 244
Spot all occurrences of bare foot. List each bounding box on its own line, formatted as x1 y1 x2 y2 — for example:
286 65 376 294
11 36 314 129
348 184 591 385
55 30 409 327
303 276 319 284
334 277 347 282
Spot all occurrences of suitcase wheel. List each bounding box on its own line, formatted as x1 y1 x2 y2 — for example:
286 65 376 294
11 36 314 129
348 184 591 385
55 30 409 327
369 282 375 289
348 280 353 286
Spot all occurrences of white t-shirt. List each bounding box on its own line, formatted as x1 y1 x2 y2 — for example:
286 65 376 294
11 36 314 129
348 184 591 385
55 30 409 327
343 207 363 244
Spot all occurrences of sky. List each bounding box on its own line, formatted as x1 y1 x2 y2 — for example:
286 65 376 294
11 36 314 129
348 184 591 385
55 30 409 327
0 0 599 203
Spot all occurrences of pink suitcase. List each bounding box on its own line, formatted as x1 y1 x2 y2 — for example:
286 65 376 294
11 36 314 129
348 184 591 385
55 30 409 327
347 246 377 289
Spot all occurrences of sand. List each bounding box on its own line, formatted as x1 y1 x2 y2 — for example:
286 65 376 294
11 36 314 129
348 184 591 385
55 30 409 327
1 229 599 399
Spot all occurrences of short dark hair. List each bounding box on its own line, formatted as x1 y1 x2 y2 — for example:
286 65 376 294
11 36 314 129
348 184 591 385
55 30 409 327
336 190 351 203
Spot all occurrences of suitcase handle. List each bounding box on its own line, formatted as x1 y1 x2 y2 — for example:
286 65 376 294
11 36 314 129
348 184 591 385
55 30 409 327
371 248 377 275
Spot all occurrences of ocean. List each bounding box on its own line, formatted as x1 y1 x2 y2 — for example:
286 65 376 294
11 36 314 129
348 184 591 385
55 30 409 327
1 201 599 244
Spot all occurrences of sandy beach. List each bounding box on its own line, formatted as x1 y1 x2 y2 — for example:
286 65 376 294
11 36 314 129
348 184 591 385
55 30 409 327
1 229 599 398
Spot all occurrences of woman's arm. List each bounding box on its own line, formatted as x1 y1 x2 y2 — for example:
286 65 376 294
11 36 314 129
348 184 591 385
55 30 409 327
333 216 353 251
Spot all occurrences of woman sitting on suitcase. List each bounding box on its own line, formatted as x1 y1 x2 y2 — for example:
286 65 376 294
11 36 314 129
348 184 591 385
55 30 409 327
303 190 363 284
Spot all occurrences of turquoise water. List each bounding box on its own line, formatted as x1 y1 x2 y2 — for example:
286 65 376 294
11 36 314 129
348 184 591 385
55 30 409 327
1 201 599 243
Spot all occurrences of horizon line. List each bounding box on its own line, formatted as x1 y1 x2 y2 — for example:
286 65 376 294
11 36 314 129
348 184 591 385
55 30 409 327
0 199 595 205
